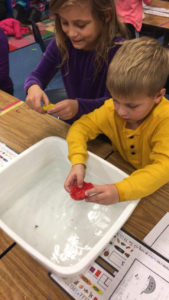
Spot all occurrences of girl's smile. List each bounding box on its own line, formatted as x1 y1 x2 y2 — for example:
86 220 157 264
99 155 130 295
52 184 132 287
58 2 102 50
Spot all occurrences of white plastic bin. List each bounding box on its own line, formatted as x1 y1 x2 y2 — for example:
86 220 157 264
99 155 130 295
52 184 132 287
0 137 139 277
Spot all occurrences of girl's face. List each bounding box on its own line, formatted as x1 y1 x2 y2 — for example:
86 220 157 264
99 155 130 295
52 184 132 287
58 2 102 50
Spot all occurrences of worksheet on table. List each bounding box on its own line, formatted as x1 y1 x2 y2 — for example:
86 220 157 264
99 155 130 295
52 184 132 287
50 229 169 300
0 142 17 168
105 246 169 299
144 212 169 260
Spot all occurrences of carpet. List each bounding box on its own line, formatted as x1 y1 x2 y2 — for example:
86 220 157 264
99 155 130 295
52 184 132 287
8 16 55 52
9 41 64 101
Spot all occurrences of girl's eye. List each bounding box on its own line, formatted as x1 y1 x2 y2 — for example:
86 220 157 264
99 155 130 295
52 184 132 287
76 24 86 29
60 21 86 29
61 21 68 26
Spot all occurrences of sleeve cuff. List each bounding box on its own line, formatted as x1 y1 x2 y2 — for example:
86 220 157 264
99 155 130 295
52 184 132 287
69 153 88 167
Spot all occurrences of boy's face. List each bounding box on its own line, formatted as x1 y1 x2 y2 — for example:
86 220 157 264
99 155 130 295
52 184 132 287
58 2 102 50
112 91 164 128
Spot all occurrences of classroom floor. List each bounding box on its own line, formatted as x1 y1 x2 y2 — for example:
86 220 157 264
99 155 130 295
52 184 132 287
9 41 64 101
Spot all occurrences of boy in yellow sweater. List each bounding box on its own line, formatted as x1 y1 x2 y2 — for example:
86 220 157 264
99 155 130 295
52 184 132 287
64 37 169 205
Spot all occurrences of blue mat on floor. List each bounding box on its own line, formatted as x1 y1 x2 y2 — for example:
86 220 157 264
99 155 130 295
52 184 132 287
9 41 64 101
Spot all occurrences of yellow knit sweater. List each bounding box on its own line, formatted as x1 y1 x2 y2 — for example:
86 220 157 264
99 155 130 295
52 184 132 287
67 97 169 201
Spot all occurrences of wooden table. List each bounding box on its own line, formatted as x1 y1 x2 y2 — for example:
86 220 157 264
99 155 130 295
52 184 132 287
0 90 169 299
0 90 113 299
142 0 169 45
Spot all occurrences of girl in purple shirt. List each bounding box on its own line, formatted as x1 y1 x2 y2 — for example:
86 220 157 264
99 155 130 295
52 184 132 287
24 0 127 124
0 28 13 95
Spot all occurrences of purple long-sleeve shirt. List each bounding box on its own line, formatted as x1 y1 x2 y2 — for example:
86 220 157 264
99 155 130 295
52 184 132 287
24 37 121 123
0 28 13 92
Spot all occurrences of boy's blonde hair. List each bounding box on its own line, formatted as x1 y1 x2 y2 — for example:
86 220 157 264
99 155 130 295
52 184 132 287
50 0 127 72
107 37 169 98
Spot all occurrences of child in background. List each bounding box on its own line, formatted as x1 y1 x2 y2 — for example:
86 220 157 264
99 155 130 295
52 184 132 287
115 0 152 38
0 27 13 95
24 0 127 124
64 37 169 205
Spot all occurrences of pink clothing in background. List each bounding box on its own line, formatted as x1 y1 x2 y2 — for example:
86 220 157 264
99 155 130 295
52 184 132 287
0 18 29 39
115 0 152 32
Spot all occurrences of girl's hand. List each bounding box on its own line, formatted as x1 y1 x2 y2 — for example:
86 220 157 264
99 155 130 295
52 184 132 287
47 99 78 120
64 164 85 192
25 84 50 113
85 184 120 205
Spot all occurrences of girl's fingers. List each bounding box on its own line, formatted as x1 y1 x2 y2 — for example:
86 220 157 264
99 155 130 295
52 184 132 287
48 101 65 113
42 93 50 106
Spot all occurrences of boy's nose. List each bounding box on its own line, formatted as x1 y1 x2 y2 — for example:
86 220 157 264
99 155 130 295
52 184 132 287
116 105 127 117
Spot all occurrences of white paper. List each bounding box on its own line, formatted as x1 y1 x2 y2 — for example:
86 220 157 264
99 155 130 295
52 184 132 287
144 5 169 13
143 4 169 17
0 142 17 168
144 212 169 260
144 9 169 18
106 249 169 299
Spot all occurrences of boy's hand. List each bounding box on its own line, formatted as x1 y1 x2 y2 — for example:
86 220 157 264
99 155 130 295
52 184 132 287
85 184 119 205
47 99 78 120
64 164 85 192
26 84 50 113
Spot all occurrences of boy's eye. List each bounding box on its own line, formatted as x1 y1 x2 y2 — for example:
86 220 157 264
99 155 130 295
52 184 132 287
127 105 138 109
113 99 138 109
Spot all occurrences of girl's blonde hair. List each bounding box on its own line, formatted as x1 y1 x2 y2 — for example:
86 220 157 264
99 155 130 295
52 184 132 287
107 37 169 98
50 0 127 72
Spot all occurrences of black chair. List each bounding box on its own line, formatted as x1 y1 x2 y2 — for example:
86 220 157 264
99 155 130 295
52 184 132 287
30 20 47 52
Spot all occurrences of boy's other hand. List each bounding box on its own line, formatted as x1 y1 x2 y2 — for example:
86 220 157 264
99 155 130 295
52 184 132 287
64 164 85 192
47 99 78 120
85 184 119 205
26 84 50 113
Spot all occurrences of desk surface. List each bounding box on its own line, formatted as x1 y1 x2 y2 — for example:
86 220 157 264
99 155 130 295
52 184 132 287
0 91 113 157
150 0 169 9
0 90 169 299
143 0 169 28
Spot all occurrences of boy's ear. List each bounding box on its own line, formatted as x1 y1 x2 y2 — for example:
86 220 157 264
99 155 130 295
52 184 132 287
154 88 166 104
